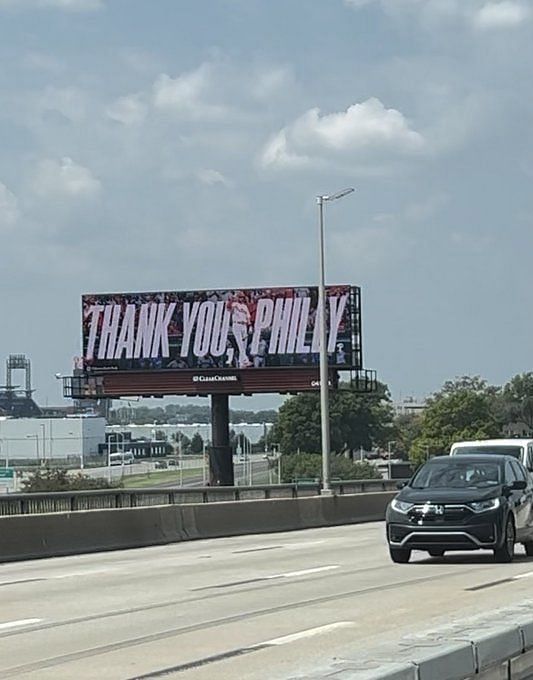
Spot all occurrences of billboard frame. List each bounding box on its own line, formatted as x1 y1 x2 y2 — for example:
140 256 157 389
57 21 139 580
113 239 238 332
81 284 362 377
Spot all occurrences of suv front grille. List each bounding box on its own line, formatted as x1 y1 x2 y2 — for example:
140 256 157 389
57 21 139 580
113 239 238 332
407 504 473 525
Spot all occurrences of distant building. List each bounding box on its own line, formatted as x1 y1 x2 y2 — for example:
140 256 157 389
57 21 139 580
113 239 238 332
0 354 42 418
106 422 273 446
99 432 172 459
0 416 106 466
393 397 427 417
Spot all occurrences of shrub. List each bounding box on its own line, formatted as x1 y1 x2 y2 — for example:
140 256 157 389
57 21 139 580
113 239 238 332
22 467 122 493
280 453 381 483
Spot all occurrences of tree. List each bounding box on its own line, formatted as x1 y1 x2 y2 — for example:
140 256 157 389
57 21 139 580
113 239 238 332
280 453 381 482
234 432 251 454
190 432 204 455
269 382 394 456
22 467 121 492
393 412 423 459
494 373 533 435
410 376 501 467
171 432 191 455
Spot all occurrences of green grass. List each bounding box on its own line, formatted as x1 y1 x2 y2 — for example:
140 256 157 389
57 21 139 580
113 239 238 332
122 467 204 488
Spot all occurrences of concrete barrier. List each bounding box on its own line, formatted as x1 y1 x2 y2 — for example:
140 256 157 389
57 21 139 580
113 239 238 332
299 602 533 680
0 491 395 562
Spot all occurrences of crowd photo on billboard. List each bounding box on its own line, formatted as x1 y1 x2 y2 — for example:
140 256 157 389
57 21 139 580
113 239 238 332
82 285 360 373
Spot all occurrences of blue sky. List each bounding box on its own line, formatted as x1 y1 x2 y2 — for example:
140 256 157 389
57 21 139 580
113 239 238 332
0 0 532 409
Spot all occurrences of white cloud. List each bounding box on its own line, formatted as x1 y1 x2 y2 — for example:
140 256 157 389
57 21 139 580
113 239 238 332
196 169 232 187
0 182 19 230
32 157 101 198
152 64 227 120
106 94 147 126
0 0 103 10
473 2 530 29
344 0 531 30
260 97 424 170
260 130 311 169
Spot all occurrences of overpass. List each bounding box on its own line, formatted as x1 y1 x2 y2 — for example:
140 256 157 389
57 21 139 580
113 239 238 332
2 487 533 678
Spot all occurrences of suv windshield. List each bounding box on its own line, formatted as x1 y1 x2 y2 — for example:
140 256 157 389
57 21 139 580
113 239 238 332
455 445 522 459
411 461 501 489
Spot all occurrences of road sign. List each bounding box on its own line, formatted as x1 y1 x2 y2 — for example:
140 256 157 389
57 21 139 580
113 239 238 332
0 468 14 479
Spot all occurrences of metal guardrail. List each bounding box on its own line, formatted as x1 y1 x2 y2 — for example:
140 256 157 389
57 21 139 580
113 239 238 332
0 479 402 516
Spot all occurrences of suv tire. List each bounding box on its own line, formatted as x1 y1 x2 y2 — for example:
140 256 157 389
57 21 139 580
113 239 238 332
494 516 515 563
524 541 533 557
389 547 411 564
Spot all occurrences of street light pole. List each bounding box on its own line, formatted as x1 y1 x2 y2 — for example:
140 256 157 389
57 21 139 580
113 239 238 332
387 441 396 480
40 423 46 464
317 188 355 495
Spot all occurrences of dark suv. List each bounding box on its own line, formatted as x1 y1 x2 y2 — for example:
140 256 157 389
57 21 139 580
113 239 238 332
386 454 533 563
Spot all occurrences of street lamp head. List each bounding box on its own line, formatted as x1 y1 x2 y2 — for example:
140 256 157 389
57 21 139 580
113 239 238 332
325 187 355 202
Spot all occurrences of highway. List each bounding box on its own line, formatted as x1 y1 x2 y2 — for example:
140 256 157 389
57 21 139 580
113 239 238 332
81 456 272 487
2 522 533 679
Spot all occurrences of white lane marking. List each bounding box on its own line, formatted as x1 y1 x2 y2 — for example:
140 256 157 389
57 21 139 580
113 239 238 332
52 568 113 579
195 564 340 590
284 540 326 550
269 565 339 579
513 571 533 580
0 619 42 631
259 621 354 647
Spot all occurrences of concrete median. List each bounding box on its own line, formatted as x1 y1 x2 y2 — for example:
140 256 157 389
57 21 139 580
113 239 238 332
0 491 395 562
300 602 533 680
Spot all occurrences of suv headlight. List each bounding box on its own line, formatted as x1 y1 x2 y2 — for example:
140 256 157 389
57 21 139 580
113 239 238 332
391 498 414 514
468 498 500 513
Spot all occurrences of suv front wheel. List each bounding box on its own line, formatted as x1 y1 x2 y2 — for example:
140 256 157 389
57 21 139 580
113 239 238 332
389 546 411 563
494 516 515 563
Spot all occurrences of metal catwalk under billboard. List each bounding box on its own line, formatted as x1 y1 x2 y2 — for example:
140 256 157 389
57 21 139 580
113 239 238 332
82 285 362 373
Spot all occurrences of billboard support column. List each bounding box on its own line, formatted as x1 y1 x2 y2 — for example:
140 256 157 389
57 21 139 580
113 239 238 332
210 393 234 486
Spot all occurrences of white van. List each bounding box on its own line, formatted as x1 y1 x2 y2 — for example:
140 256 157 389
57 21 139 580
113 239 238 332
450 439 533 474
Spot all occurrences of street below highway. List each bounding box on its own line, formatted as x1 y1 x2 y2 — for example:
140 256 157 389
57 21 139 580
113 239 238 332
2 522 533 679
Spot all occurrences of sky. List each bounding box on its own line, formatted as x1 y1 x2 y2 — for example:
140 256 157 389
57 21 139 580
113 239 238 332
0 0 532 411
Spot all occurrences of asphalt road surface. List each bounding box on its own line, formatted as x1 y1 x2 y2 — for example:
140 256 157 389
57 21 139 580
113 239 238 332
2 522 533 679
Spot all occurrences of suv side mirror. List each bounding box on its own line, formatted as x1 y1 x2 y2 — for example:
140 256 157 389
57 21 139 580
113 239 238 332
511 480 527 491
396 481 407 490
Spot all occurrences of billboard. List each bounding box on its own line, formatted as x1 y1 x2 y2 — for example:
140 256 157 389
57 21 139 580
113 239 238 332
82 285 361 374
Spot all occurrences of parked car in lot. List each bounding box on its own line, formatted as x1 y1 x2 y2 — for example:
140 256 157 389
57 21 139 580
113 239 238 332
154 460 168 469
386 454 533 564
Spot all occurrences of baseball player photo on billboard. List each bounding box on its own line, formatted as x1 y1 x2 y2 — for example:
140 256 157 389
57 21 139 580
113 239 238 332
81 285 361 374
